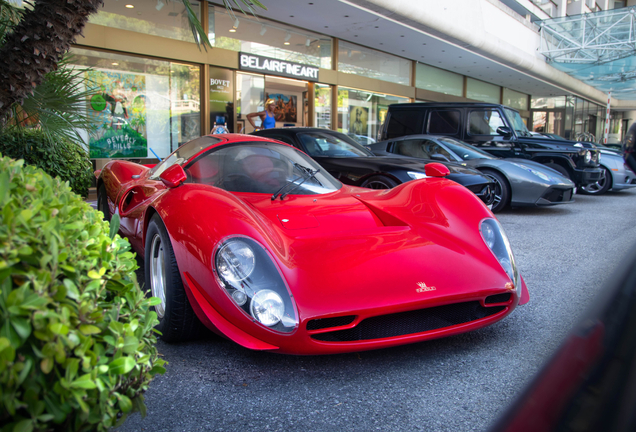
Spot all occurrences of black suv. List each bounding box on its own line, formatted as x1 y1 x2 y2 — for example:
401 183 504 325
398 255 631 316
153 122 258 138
378 102 603 188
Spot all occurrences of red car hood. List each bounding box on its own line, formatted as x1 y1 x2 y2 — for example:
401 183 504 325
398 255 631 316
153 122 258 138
238 180 512 321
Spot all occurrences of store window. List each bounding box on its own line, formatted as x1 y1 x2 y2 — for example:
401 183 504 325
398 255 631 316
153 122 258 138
71 48 200 159
531 96 566 109
338 87 410 144
315 84 332 129
415 63 463 97
466 78 500 104
89 0 200 43
237 72 309 134
503 88 528 111
338 41 411 86
208 5 331 69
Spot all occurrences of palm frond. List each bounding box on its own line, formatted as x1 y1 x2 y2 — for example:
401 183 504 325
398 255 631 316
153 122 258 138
182 0 212 51
180 0 267 50
0 0 26 44
7 56 99 144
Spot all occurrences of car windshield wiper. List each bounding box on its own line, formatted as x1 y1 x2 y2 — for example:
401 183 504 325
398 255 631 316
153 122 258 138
271 164 321 201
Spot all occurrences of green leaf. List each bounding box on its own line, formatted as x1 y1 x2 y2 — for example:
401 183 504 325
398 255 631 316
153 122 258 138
0 171 9 205
108 357 136 375
13 419 33 432
48 322 69 335
109 213 121 240
70 374 97 390
148 297 162 306
118 395 133 413
78 325 101 335
11 317 31 340
122 336 139 354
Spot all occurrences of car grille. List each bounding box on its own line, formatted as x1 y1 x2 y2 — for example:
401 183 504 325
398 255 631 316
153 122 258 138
310 301 506 342
306 315 356 330
541 188 572 203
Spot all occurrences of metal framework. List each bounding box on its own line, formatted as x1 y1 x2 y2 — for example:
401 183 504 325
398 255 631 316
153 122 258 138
539 7 636 64
538 7 636 100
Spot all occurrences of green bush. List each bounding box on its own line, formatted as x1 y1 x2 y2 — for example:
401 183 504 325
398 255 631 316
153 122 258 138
0 129 92 197
0 155 165 431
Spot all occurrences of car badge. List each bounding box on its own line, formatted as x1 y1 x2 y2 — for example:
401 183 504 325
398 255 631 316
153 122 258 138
416 282 436 293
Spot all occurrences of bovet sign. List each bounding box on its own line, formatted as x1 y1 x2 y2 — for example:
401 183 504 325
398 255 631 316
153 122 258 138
239 52 319 81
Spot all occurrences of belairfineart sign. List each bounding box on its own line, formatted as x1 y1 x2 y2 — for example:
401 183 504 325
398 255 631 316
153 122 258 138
239 52 319 82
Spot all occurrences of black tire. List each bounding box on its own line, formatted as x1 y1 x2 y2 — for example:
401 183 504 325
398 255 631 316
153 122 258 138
579 166 612 195
97 183 111 222
145 213 205 342
481 169 510 213
544 163 570 180
360 175 398 189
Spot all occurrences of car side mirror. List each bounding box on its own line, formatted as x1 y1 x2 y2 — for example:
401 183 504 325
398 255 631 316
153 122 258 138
425 163 450 177
160 164 187 188
430 154 450 162
496 126 512 136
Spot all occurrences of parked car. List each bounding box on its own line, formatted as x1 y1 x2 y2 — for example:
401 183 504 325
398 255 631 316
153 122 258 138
579 143 636 195
368 135 576 213
378 102 604 189
96 133 529 355
252 127 495 207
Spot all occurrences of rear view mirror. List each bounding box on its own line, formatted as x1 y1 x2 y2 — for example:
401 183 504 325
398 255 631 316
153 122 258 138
496 126 512 136
159 164 187 188
424 163 450 177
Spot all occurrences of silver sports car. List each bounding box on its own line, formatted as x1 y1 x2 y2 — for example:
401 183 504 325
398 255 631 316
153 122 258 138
369 135 575 213
579 144 636 195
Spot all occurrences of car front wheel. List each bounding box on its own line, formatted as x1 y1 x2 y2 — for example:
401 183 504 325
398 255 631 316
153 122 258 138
579 167 612 195
361 175 398 189
481 169 510 213
145 213 204 342
97 183 111 222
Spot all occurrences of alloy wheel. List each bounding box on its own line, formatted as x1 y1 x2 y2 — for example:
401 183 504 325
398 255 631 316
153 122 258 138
150 233 167 318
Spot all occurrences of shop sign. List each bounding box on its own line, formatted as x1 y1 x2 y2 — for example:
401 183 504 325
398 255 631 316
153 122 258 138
239 52 319 82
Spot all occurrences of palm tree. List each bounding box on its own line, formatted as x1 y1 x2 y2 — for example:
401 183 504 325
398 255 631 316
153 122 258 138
0 0 265 125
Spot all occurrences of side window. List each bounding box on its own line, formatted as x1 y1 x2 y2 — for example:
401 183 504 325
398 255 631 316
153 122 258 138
267 134 296 147
422 141 453 160
468 110 505 135
428 110 461 135
394 139 430 158
385 110 425 139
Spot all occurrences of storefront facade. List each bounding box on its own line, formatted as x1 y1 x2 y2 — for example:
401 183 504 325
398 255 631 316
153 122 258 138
77 0 548 164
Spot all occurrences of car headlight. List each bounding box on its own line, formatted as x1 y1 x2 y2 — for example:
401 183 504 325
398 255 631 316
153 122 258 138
512 163 551 182
216 240 255 282
584 150 592 163
407 171 427 180
480 218 521 295
214 236 298 332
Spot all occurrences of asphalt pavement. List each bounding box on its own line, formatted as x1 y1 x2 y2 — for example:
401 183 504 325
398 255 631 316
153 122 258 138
117 188 636 432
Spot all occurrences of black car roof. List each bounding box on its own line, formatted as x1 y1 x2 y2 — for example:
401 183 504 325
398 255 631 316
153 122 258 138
387 102 519 112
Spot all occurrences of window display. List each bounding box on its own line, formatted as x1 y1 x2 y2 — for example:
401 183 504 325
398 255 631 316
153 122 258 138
71 48 200 159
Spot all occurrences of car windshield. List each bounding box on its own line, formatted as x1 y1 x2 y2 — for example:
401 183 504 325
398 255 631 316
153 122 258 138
184 142 341 195
149 136 223 179
504 108 531 137
438 137 496 160
298 132 374 158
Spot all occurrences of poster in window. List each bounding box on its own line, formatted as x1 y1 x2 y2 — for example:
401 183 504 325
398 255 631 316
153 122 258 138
210 66 234 132
86 70 148 158
349 106 369 136
267 93 297 123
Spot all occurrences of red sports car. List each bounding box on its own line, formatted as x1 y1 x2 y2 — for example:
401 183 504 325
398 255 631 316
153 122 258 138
96 134 529 355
